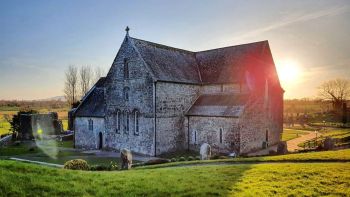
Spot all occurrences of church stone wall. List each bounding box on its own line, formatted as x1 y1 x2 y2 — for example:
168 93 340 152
104 38 155 155
155 82 200 155
188 116 240 154
200 83 248 94
74 117 105 149
239 92 283 154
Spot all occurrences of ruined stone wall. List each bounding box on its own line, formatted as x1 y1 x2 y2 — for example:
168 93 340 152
188 116 240 154
104 37 155 155
155 82 200 155
74 117 105 149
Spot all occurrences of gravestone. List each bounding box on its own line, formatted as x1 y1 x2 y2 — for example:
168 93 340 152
120 148 132 170
323 137 335 150
277 141 288 155
200 143 211 160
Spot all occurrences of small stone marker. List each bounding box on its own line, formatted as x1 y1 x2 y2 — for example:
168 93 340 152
120 148 132 170
200 143 211 160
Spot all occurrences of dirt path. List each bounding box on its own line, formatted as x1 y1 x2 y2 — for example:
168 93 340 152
287 131 319 152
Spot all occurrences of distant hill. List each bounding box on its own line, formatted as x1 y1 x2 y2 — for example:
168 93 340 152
38 96 66 102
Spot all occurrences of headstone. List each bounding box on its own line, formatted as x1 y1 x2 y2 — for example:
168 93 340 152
120 148 132 170
323 137 335 150
277 141 288 155
200 143 211 160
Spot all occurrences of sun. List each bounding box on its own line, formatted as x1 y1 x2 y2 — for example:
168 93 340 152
276 60 301 86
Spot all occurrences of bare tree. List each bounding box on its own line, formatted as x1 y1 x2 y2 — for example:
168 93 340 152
92 66 105 85
64 65 79 107
318 78 350 111
79 65 93 97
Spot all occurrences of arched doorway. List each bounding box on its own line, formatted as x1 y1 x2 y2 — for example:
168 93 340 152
98 132 103 149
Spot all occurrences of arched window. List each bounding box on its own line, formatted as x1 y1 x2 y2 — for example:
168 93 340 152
116 110 121 133
134 110 139 135
124 58 129 79
88 119 93 131
194 130 197 144
124 87 130 101
219 128 223 143
124 110 129 134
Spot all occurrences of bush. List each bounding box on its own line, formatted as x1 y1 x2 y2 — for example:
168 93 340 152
195 156 200 160
144 159 170 165
170 158 177 162
64 159 89 170
178 157 186 161
90 165 108 171
187 156 194 161
211 155 220 160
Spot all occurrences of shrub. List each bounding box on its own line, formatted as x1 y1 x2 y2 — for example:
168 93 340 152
195 156 200 160
64 159 89 170
145 159 170 165
170 158 177 162
178 157 186 161
90 164 110 171
109 161 119 170
211 155 220 160
187 156 194 161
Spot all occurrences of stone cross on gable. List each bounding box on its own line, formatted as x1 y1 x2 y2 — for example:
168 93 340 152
125 26 130 36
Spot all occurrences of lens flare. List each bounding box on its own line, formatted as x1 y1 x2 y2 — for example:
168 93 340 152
32 122 58 159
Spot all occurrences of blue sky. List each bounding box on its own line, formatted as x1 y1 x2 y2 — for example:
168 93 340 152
0 0 349 100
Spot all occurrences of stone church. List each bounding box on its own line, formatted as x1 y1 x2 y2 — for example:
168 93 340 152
73 28 284 156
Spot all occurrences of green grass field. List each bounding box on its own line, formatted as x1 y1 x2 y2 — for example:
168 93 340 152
0 160 349 196
281 128 309 141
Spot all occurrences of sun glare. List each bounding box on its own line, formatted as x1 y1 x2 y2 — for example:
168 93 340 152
277 60 301 86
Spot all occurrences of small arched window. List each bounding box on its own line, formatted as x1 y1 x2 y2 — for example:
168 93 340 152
116 110 121 133
124 58 129 79
219 128 223 143
124 87 130 101
134 110 139 135
88 119 93 131
124 110 129 134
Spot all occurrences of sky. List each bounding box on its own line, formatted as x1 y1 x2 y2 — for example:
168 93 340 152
0 0 349 100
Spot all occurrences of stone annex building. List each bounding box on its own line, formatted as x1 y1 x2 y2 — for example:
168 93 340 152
73 28 284 156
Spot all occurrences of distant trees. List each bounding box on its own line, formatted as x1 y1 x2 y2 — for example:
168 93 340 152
79 65 93 97
318 78 350 111
64 65 105 107
64 65 79 107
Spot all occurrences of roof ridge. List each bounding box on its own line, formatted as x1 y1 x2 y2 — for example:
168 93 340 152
195 40 268 53
130 36 195 54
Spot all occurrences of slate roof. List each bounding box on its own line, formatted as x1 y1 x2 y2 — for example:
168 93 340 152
131 37 201 83
74 77 105 117
186 94 249 117
130 36 281 88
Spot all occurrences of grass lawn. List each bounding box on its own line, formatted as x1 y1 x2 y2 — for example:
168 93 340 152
281 128 309 141
0 160 349 196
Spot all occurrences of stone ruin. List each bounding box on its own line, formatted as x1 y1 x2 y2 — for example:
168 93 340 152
200 143 211 160
120 148 132 170
19 112 63 140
